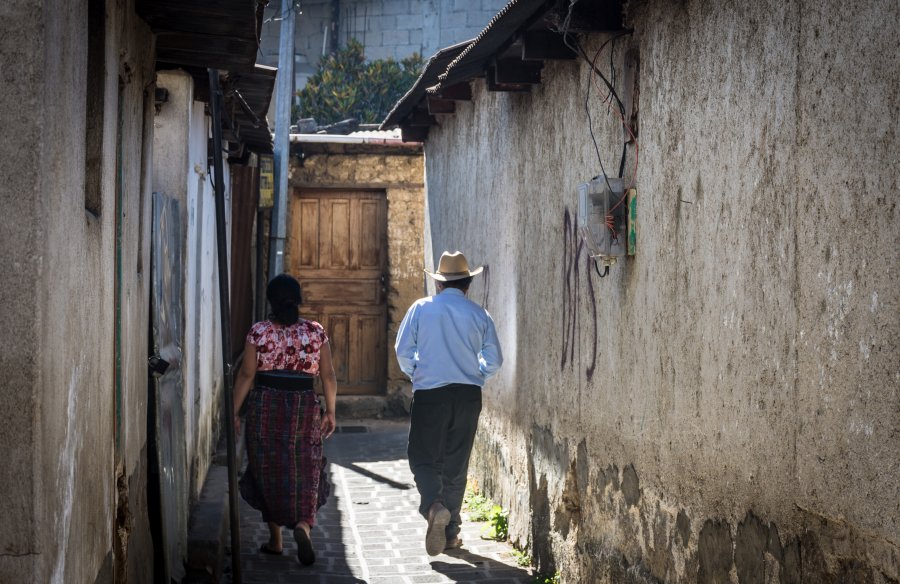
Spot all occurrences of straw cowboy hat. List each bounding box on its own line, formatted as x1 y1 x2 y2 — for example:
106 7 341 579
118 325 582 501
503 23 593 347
425 251 484 282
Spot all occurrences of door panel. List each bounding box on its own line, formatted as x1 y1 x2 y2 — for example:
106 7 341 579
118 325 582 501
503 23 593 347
330 199 351 268
303 280 380 304
357 315 382 384
327 314 351 385
360 199 380 268
290 190 387 395
297 199 319 269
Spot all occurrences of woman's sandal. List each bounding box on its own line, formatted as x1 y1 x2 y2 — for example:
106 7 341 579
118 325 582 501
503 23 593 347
293 527 316 566
259 543 283 555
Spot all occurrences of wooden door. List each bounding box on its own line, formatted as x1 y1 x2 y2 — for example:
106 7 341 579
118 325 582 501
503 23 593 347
289 189 387 395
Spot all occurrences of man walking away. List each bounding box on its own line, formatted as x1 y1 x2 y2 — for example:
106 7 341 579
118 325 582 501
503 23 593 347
394 250 503 556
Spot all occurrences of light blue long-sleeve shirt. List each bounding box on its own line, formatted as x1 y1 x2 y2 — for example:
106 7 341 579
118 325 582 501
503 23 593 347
394 288 503 391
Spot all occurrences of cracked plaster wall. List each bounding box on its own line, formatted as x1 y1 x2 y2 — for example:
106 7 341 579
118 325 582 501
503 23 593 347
426 0 899 581
0 1 155 582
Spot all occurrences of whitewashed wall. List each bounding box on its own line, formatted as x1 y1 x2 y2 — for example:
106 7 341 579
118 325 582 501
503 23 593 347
422 0 899 581
154 71 229 502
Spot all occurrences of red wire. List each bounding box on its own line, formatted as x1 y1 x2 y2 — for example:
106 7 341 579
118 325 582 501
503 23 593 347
587 39 640 193
590 80 638 227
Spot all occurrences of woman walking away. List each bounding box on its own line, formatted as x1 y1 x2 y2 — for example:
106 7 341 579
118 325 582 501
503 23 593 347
233 274 338 566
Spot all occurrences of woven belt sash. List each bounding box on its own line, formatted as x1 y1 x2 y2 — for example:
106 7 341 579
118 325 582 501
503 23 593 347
255 371 315 392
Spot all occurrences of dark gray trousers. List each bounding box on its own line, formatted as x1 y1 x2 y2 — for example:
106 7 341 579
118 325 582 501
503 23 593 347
407 384 482 539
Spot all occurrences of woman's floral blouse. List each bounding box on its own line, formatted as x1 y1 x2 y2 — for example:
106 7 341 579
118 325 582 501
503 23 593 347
246 319 329 375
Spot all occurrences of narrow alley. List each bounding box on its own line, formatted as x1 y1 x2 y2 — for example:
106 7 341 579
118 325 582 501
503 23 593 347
2 0 897 583
226 421 534 584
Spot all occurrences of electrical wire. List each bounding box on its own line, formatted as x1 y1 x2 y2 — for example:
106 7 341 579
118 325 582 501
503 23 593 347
558 6 636 275
607 40 628 178
592 80 640 191
575 32 633 194
584 33 640 245
584 59 613 195
582 34 629 123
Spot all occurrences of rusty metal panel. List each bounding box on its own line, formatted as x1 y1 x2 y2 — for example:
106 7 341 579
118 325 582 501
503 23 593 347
150 192 187 583
230 165 259 359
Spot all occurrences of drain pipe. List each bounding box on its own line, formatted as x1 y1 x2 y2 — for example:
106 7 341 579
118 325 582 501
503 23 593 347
207 68 242 584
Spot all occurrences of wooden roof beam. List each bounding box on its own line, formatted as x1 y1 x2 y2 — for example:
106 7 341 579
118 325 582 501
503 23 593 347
406 108 437 126
494 59 543 85
401 126 429 142
521 30 577 61
427 96 456 115
486 66 531 93
552 0 625 32
436 82 472 101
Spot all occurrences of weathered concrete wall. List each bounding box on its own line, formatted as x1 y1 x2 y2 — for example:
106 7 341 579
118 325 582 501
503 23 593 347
423 0 899 582
290 146 424 410
0 1 45 580
184 99 229 502
0 0 155 582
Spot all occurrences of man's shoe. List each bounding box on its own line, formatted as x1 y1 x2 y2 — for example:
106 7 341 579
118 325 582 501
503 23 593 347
425 503 451 556
444 536 463 550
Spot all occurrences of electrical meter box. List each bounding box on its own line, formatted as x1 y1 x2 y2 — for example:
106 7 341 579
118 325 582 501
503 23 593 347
578 175 627 266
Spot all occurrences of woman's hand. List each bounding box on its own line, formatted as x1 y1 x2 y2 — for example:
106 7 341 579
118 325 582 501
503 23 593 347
233 414 242 437
320 410 336 439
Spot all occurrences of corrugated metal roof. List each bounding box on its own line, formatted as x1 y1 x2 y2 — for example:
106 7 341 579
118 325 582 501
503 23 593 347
438 0 553 88
290 127 421 147
381 0 624 137
348 129 403 140
381 0 553 130
380 40 473 129
142 0 275 154
224 64 276 154
138 0 267 72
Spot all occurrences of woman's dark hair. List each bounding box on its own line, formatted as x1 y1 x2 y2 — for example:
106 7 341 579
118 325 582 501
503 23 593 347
267 274 303 325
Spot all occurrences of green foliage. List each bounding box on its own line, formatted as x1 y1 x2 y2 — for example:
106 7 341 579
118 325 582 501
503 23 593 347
484 504 509 541
462 481 493 522
512 548 532 567
294 39 424 125
530 572 561 584
463 480 508 541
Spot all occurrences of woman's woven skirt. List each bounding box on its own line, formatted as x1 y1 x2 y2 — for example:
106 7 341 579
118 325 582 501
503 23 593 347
239 386 323 527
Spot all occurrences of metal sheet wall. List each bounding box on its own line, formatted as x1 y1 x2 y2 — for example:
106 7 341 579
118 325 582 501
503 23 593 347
150 192 188 583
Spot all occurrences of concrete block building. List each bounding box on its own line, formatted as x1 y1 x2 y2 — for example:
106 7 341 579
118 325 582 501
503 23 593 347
258 0 509 91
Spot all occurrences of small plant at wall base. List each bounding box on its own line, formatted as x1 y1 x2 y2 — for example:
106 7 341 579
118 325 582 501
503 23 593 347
483 504 509 541
512 547 532 568
462 479 509 541
294 39 424 125
530 572 560 584
462 479 493 522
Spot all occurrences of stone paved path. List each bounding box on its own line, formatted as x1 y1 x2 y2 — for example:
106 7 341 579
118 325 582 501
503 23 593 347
224 419 534 584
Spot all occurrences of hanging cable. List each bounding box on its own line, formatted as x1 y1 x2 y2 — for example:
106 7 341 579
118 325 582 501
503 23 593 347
571 32 634 193
594 262 610 278
591 71 640 191
558 6 637 275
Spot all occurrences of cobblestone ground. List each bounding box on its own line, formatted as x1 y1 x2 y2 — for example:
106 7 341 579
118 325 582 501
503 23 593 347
224 419 534 584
